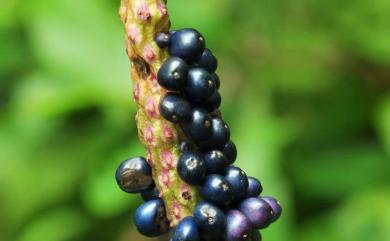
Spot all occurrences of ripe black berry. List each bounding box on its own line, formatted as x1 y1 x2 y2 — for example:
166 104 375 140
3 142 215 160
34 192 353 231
224 166 249 202
251 230 262 241
197 117 230 151
211 73 220 90
172 216 201 241
181 107 212 141
225 210 252 241
141 186 160 201
262 196 282 222
193 201 226 234
184 68 215 103
222 141 237 165
202 90 221 112
157 57 189 91
169 28 205 61
204 150 228 174
115 157 154 193
196 48 218 73
155 32 170 48
177 151 206 185
245 177 263 198
134 199 169 237
238 197 273 229
200 174 234 207
159 93 191 123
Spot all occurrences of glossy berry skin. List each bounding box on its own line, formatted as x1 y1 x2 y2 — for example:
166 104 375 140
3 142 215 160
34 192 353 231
200 174 234 207
141 186 160 201
159 93 191 123
158 57 189 91
196 48 218 73
204 150 227 174
193 201 226 234
197 117 230 151
185 68 215 103
211 73 220 90
224 166 249 202
202 90 221 112
155 32 169 48
115 157 153 193
169 28 205 62
251 230 262 241
245 177 263 198
225 210 252 241
177 151 206 185
223 141 237 165
172 216 201 241
262 196 282 222
238 197 273 229
181 108 212 141
134 199 169 237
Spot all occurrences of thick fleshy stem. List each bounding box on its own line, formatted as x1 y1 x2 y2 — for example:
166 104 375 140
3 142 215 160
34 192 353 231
119 0 199 227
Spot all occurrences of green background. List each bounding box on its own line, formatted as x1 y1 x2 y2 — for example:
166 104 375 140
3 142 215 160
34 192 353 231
1 0 390 240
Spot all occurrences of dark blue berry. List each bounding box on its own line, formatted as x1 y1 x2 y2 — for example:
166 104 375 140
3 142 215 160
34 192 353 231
181 108 212 141
185 68 216 103
262 196 282 222
225 210 252 241
115 157 153 193
172 216 201 241
204 150 227 174
158 57 189 91
245 177 262 198
224 166 249 202
238 198 273 229
211 73 220 90
193 201 226 234
202 90 221 112
196 48 218 73
197 117 230 151
200 174 234 207
180 140 190 152
159 93 191 123
134 199 169 237
177 151 206 185
223 141 237 165
169 28 205 62
251 230 262 241
155 32 170 48
141 186 160 201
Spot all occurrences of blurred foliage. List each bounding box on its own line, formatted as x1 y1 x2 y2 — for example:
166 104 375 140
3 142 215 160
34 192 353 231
1 0 390 241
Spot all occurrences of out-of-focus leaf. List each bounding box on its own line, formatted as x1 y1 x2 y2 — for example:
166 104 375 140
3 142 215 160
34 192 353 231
376 97 390 155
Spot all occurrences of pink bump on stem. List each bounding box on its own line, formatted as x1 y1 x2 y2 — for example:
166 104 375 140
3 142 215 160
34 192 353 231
150 74 161 93
157 0 168 16
161 149 175 169
136 1 152 21
159 169 171 187
162 123 176 143
144 124 155 145
127 24 141 44
134 82 140 102
173 200 182 220
146 147 153 165
144 44 156 62
145 96 158 118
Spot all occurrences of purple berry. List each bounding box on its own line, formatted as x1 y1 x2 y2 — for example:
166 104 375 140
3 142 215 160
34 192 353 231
223 141 237 165
225 210 252 241
134 199 169 237
172 216 201 241
224 166 249 202
177 151 206 185
193 201 226 234
196 48 218 73
251 230 262 241
155 32 170 48
212 73 220 90
202 90 221 112
238 197 273 229
204 150 228 174
159 93 191 123
181 108 212 141
245 177 263 198
115 157 153 193
262 196 282 222
197 117 230 151
200 174 234 207
158 57 189 91
141 186 160 201
185 68 216 103
169 28 205 62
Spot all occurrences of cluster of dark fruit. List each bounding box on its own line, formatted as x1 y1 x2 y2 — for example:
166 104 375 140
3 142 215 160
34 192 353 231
115 28 281 241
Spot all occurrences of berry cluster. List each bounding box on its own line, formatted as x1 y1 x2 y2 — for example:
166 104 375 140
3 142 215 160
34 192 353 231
115 28 281 241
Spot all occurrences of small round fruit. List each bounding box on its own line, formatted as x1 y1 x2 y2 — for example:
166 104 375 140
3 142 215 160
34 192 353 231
177 152 206 185
262 196 282 222
181 108 212 141
202 90 221 112
155 32 170 48
185 68 215 103
168 28 205 61
251 230 262 241
224 166 249 202
223 141 237 165
193 201 226 233
141 186 160 201
200 174 234 207
238 198 273 229
204 150 227 174
115 157 153 193
212 73 220 90
159 93 191 123
172 216 201 241
157 57 189 91
134 199 169 237
196 48 218 73
225 210 252 241
245 177 263 198
197 117 230 151
180 140 190 152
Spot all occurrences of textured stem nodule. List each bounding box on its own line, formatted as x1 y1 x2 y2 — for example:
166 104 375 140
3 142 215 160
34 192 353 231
119 0 199 226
